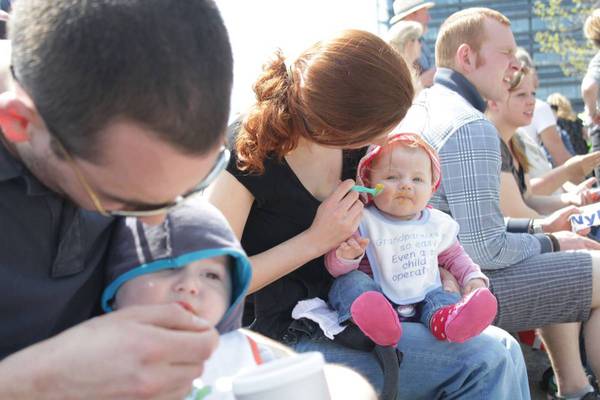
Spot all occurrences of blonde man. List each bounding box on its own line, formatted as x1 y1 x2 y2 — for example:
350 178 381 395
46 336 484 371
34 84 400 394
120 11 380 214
402 7 600 400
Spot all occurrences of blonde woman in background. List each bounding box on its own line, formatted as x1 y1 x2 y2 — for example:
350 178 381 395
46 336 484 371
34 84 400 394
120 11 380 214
386 20 423 90
487 67 598 221
547 92 589 155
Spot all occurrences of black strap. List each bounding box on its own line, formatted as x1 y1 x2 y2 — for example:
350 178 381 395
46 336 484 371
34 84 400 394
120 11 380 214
374 345 402 400
335 326 402 400
333 323 375 352
506 218 531 233
285 319 402 400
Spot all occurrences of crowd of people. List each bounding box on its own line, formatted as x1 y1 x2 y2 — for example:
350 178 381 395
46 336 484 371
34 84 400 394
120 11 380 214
4 0 600 399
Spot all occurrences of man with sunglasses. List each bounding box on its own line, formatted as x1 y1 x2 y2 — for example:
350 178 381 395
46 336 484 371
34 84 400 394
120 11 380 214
0 0 233 398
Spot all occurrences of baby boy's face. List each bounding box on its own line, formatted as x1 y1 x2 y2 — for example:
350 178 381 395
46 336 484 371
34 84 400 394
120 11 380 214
369 144 435 220
115 256 232 326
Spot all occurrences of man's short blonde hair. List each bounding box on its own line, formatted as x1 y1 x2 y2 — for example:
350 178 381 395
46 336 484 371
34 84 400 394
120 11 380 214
436 7 511 69
585 9 600 48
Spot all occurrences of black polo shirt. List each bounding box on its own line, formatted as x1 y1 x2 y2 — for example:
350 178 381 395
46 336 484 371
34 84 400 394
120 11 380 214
0 143 115 358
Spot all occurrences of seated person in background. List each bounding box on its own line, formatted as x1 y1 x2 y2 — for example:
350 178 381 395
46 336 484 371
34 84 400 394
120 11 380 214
517 47 573 167
506 86 600 196
547 92 589 156
582 9 600 179
325 133 496 347
520 124 600 196
102 201 262 399
386 20 424 84
401 8 600 398
486 66 600 224
388 0 436 88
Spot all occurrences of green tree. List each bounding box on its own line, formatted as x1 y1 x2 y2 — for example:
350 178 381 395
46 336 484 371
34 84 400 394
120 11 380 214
534 0 597 77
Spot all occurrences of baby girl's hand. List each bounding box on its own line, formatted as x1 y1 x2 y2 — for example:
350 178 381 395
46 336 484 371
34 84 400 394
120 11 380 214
462 278 487 295
439 268 460 294
336 236 369 260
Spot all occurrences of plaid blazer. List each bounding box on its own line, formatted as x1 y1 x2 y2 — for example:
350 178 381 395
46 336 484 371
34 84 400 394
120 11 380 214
399 68 553 270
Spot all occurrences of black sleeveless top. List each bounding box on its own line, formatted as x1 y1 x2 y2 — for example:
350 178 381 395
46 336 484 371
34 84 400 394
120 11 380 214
500 138 527 195
227 148 365 340
557 117 588 155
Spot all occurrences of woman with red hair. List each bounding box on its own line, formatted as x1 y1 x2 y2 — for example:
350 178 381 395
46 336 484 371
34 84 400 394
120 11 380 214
209 29 529 399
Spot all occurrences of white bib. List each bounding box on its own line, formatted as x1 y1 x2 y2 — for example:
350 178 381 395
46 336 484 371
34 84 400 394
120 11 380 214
360 207 458 305
187 330 261 400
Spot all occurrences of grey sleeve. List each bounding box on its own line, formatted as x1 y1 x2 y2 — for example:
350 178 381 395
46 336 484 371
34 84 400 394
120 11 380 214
436 120 546 270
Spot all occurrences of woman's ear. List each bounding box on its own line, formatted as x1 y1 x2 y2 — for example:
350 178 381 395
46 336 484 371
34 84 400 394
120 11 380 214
0 91 35 143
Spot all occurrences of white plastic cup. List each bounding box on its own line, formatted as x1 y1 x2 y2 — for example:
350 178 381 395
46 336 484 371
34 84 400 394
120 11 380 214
232 352 331 400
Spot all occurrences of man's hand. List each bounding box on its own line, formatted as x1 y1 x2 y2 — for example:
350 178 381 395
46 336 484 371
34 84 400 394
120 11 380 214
462 278 487 296
552 231 600 251
0 303 219 400
540 205 583 232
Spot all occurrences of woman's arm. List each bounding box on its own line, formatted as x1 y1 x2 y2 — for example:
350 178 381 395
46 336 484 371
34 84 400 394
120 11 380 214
207 171 363 294
499 172 540 218
205 171 253 239
528 167 570 195
582 75 600 124
523 191 570 215
529 151 600 195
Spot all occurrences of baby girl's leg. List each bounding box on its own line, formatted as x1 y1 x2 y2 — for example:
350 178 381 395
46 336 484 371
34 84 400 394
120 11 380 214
329 270 380 323
351 291 402 346
427 288 498 343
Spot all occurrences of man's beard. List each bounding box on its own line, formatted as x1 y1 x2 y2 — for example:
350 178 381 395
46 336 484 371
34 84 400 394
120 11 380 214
17 144 67 197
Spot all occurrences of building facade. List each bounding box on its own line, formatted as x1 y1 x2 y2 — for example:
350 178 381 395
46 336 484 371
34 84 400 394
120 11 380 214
385 0 589 111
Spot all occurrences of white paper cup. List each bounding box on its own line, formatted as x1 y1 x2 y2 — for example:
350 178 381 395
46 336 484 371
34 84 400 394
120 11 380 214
232 352 331 400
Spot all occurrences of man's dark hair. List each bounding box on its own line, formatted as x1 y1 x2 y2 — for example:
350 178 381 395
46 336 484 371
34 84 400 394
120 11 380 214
9 0 233 161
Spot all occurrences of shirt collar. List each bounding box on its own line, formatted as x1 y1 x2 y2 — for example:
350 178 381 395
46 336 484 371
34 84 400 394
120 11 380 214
0 141 52 195
0 140 22 181
433 68 487 113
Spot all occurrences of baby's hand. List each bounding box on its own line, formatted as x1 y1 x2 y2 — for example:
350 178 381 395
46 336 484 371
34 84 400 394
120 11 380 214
439 268 460 294
336 236 369 260
462 278 487 295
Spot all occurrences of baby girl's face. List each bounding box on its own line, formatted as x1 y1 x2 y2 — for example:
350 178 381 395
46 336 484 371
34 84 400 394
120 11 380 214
369 144 435 220
115 256 231 326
